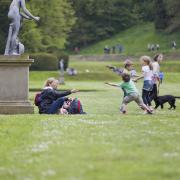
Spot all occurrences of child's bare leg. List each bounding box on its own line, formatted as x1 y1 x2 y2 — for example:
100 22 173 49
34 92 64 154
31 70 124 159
135 95 153 114
120 95 134 114
120 103 127 114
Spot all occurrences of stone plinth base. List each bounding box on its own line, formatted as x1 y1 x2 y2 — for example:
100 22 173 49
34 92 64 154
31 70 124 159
0 101 34 114
0 55 34 114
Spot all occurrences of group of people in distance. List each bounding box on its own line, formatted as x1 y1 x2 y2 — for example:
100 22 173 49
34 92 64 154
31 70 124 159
147 43 160 51
106 54 163 114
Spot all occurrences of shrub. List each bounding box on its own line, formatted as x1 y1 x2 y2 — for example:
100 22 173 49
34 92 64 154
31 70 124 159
30 53 59 71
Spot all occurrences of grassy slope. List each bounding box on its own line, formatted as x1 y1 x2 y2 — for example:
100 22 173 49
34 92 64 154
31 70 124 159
1 61 180 179
80 23 180 55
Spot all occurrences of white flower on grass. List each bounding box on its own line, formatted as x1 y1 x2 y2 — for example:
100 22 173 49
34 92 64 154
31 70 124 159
31 142 50 153
163 152 179 158
42 169 56 177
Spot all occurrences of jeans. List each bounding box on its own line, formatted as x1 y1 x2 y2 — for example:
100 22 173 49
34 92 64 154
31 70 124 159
142 89 151 106
143 80 153 91
47 98 65 114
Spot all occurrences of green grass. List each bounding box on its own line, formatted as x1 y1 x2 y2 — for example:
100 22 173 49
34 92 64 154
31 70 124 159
1 60 180 179
30 61 180 91
80 23 180 55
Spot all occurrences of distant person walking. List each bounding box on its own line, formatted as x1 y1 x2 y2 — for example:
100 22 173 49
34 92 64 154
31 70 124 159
147 44 151 51
172 41 177 49
151 44 155 51
112 46 116 54
156 44 160 51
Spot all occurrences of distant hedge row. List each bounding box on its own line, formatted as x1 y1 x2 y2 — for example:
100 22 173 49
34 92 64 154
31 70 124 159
30 53 69 71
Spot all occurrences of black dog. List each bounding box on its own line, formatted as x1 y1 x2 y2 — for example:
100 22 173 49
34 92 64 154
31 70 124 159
154 95 180 110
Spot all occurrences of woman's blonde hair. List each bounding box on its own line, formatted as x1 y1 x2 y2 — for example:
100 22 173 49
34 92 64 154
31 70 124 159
140 56 153 70
44 77 56 87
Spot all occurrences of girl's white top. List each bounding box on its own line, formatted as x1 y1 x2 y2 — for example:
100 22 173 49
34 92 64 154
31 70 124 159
142 65 153 81
152 62 160 74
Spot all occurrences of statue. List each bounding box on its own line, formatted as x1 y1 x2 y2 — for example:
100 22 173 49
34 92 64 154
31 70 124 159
4 0 40 56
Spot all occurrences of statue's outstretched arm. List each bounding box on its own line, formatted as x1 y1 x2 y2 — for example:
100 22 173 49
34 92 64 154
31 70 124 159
20 12 31 20
20 0 40 21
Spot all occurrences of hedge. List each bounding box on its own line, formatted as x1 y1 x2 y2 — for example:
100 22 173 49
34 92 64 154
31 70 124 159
30 53 69 71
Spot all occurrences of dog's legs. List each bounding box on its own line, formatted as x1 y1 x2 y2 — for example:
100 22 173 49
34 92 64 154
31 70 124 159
173 100 176 110
169 100 176 110
161 104 164 109
154 103 159 109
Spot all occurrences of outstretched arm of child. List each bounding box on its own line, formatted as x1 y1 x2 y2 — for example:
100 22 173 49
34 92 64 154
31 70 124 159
71 89 79 93
105 82 119 87
106 65 116 70
133 76 144 82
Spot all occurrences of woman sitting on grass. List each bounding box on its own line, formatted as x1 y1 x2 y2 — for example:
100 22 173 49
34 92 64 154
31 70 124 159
106 73 153 114
38 78 78 114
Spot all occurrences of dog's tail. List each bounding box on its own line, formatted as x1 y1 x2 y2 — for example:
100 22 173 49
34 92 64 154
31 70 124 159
174 96 180 99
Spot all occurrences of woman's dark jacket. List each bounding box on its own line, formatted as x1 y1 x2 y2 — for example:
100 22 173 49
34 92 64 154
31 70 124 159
38 87 71 114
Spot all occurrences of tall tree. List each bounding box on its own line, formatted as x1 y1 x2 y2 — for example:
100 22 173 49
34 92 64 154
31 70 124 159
133 0 155 21
165 0 180 32
67 0 139 49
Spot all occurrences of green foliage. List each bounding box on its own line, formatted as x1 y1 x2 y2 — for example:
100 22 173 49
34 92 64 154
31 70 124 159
0 0 11 54
67 0 139 49
133 0 155 21
165 0 180 32
26 0 76 51
154 0 170 30
30 53 59 71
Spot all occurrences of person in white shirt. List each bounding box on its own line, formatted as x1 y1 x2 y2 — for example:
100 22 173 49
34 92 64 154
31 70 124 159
134 56 153 108
150 54 163 101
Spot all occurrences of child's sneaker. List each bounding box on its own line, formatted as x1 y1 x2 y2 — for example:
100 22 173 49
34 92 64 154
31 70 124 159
149 106 154 111
120 110 126 114
146 110 153 115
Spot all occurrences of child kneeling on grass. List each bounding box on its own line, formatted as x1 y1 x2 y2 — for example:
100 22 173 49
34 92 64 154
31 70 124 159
106 73 153 114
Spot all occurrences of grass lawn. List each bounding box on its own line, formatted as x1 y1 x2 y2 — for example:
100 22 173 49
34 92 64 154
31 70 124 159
0 60 180 179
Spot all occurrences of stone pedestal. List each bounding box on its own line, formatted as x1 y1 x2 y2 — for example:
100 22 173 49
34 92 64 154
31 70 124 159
0 55 34 114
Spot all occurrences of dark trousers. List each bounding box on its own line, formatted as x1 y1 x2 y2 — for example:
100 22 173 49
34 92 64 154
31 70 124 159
142 89 151 106
47 98 65 114
150 84 158 102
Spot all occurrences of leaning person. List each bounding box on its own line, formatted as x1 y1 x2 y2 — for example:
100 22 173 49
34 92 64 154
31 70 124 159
38 78 78 114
